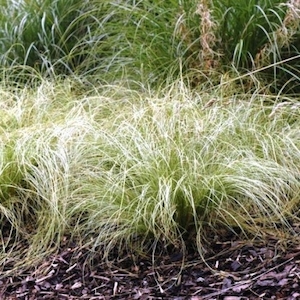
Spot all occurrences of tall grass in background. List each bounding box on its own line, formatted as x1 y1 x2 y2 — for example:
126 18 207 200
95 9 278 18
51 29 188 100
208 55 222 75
209 0 300 94
0 0 298 92
210 0 285 68
0 0 99 78
1 79 300 271
0 0 176 84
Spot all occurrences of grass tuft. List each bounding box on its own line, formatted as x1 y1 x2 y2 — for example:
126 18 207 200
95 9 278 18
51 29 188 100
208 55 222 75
0 72 300 269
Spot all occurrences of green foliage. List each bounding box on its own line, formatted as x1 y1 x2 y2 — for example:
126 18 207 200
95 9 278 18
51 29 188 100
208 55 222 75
1 0 299 93
87 0 192 84
0 141 22 202
91 0 300 92
206 0 300 94
0 0 201 85
211 0 285 68
0 0 99 76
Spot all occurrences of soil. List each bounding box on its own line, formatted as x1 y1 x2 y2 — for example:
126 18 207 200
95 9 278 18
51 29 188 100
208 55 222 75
1 230 300 300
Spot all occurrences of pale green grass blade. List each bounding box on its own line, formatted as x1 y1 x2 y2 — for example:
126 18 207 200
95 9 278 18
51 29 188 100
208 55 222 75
1 79 300 266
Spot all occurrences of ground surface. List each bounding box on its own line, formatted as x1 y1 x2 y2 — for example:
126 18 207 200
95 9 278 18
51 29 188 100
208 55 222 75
2 230 300 300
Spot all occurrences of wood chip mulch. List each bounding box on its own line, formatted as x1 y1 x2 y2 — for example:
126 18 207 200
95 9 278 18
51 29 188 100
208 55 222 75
1 233 300 300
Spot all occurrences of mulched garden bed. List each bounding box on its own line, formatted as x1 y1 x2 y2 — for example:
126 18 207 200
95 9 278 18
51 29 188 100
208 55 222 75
2 230 300 299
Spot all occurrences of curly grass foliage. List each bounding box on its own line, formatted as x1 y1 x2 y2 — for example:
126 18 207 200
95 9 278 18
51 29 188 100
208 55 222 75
1 79 300 268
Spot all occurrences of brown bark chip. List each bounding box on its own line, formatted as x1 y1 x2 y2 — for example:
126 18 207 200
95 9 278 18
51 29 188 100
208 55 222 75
2 234 300 299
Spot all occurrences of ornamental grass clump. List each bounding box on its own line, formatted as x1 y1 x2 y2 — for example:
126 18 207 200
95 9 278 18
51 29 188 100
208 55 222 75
65 82 300 256
1 79 300 268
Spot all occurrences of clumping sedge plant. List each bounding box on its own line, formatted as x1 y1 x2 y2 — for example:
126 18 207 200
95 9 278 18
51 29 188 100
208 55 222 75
1 78 300 271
